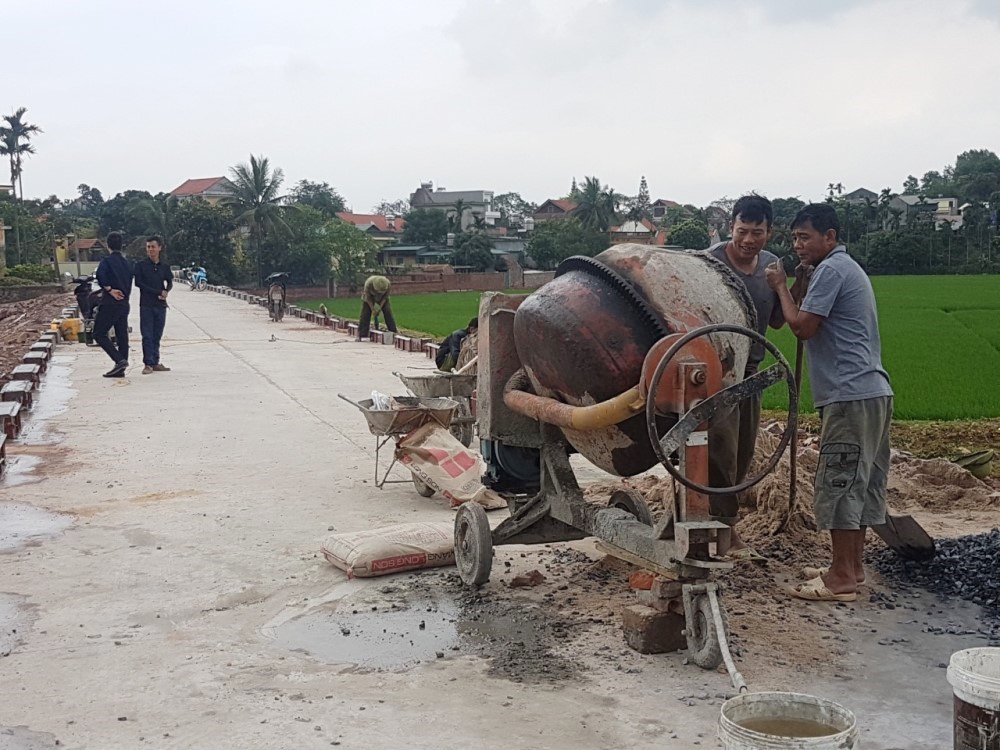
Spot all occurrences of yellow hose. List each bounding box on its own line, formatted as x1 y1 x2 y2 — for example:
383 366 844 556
503 369 646 431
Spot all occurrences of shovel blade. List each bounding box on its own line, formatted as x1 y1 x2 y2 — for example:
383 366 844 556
872 514 936 561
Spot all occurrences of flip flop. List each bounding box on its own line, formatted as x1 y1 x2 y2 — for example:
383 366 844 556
801 566 867 585
728 547 768 563
790 576 857 603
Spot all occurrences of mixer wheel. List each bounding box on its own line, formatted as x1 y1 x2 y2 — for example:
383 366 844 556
686 593 726 670
609 488 653 526
455 502 493 586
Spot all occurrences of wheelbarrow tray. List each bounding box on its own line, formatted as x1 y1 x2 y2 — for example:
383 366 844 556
339 395 459 436
394 371 476 401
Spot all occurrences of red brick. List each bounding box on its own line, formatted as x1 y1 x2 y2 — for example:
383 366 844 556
621 604 686 654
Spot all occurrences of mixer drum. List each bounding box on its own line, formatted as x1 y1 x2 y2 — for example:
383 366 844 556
512 244 754 476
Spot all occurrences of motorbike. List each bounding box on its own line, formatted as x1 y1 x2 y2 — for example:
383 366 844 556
185 266 208 291
72 274 129 345
72 275 105 345
266 272 289 322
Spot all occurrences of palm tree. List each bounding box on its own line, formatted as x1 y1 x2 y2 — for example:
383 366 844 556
0 107 43 262
574 176 621 233
449 198 468 233
226 154 290 284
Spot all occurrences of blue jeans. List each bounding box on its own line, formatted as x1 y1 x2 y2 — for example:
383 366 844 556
140 306 167 366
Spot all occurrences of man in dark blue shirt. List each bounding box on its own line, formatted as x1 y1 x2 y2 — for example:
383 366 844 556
133 235 173 374
93 231 133 377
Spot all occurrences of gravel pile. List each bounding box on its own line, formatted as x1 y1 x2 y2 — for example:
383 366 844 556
872 528 1000 620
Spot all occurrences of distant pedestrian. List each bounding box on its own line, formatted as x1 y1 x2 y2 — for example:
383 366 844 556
766 203 893 603
357 275 398 340
134 235 173 374
93 231 133 377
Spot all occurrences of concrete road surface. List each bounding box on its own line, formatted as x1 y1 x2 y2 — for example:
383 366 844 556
0 288 966 749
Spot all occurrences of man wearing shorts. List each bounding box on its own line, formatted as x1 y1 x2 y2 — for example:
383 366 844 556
765 203 893 602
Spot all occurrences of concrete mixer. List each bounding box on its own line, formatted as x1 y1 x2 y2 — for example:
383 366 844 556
453 244 798 673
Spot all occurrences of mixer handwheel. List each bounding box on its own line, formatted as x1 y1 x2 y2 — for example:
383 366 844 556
645 323 798 496
454 502 493 586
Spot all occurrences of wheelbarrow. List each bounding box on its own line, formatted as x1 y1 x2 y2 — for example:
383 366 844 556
393 370 477 447
338 394 460 498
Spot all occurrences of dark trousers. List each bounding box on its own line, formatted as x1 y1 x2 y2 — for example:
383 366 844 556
357 298 398 338
140 306 167 366
93 302 130 365
707 372 762 524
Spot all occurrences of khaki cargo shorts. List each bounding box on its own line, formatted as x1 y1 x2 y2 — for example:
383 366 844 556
814 396 893 530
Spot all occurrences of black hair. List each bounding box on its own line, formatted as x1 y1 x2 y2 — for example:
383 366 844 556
146 234 164 248
731 193 773 228
467 317 479 330
107 231 123 252
791 203 840 240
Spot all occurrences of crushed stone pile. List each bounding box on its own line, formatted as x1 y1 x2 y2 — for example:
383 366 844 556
0 293 72 385
872 528 1000 633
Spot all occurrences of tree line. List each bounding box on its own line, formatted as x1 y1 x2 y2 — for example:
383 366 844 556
2 104 998 281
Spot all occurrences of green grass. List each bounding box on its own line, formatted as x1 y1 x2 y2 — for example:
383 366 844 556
302 275 1000 420
298 290 529 338
760 275 1000 419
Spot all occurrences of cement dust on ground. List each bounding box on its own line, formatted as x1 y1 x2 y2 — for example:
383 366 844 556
0 289 997 750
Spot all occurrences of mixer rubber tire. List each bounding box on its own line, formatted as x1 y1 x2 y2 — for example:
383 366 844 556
687 594 726 670
454 502 493 587
412 475 435 498
610 488 654 526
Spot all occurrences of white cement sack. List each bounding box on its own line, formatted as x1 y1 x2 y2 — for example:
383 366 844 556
321 522 454 578
397 422 506 510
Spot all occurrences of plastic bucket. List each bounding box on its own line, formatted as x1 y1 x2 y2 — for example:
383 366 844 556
947 648 1000 750
719 692 859 749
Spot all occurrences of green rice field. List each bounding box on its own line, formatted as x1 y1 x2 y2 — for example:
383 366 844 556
302 275 1000 420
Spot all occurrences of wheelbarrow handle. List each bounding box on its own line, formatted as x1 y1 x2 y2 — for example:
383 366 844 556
337 393 364 410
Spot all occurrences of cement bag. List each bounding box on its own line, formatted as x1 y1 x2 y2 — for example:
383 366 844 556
321 522 454 578
397 422 506 510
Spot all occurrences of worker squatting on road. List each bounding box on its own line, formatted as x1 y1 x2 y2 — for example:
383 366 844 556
705 194 800 561
357 275 399 341
766 203 894 603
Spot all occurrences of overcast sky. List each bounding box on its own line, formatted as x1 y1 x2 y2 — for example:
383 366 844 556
7 0 1000 211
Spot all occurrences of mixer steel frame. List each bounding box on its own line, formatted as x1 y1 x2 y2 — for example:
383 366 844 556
455 290 798 670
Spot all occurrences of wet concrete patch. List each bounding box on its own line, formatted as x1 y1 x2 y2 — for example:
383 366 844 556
17 356 75 445
0 503 74 553
271 572 582 682
0 593 34 657
0 726 60 750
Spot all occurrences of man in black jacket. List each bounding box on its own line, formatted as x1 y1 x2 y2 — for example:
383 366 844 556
134 235 173 374
93 231 133 377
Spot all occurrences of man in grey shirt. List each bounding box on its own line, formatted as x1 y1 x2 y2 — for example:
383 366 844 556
766 203 893 603
705 194 787 559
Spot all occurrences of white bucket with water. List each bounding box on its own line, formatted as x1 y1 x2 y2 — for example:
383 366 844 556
719 692 859 749
947 647 1000 750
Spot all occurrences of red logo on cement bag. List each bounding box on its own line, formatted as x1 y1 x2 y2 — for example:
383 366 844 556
425 448 477 479
371 553 428 572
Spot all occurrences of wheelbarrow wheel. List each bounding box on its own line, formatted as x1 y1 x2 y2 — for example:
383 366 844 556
454 501 492 586
449 401 474 448
412 475 435 498
686 593 726 670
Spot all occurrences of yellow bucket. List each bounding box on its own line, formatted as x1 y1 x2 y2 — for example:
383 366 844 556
59 318 82 340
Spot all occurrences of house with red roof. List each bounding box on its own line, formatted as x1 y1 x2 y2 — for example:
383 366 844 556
169 177 234 206
532 199 577 223
335 212 406 246
651 198 681 222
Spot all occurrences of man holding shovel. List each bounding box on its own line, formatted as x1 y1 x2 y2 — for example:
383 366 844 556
766 203 893 602
357 274 398 341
